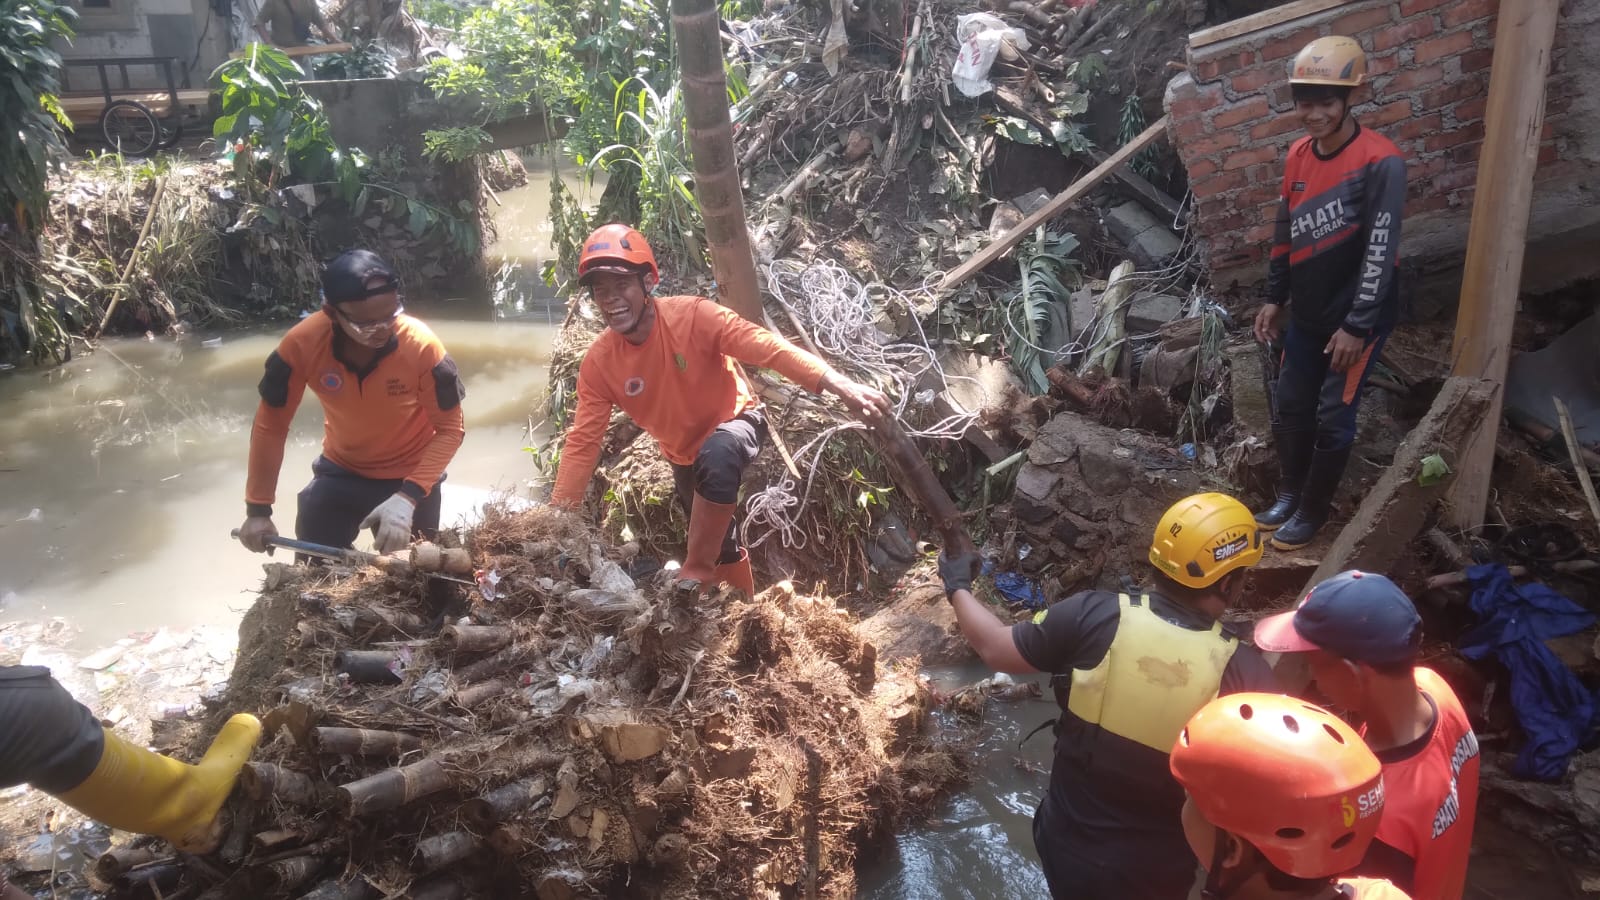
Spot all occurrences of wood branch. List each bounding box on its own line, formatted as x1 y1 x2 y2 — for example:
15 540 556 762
775 142 841 205
95 846 161 881
240 763 334 807
1065 2 1121 55
439 624 514 654
1554 396 1600 534
415 831 480 873
453 646 526 683
313 727 425 758
1423 528 1474 569
1426 559 1600 589
938 117 1168 293
452 679 512 709
874 417 974 557
464 776 551 827
96 175 169 336
1189 0 1352 49
1444 0 1562 529
338 758 453 816
334 650 405 684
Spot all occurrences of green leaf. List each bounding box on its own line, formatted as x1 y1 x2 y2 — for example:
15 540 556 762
1417 453 1451 487
407 202 433 237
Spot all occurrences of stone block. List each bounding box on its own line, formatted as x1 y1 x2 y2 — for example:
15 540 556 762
1014 466 1061 503
1104 202 1184 271
1077 443 1135 495
1226 340 1273 439
1127 292 1186 334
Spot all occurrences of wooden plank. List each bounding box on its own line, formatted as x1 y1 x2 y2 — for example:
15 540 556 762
59 88 210 121
1303 377 1496 594
231 42 353 59
1443 0 1562 530
938 116 1168 294
1189 0 1353 49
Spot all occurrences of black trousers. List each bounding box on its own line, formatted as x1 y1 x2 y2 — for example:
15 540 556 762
0 666 104 792
669 410 767 566
1032 798 1196 900
295 455 443 550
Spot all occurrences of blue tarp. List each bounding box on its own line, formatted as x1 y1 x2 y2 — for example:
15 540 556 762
1458 563 1600 781
981 560 1048 609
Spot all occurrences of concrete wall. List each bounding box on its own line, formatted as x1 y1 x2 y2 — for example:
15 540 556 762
1164 0 1600 294
57 0 232 91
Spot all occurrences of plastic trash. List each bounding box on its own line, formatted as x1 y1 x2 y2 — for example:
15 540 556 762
951 13 1030 98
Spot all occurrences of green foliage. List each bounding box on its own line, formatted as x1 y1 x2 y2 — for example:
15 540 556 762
423 126 493 163
1119 92 1158 180
0 0 75 226
1006 227 1081 394
541 171 594 294
987 82 1093 157
422 0 583 125
591 76 702 272
313 39 398 79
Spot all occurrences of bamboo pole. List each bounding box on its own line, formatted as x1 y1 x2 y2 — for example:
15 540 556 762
673 0 763 323
338 757 453 815
240 762 332 807
312 726 425 757
463 776 550 827
1554 396 1600 534
1443 0 1562 529
414 831 480 872
439 624 513 653
334 649 406 684
95 846 160 882
96 174 168 336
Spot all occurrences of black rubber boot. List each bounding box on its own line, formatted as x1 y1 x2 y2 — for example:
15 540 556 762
1271 444 1353 551
1256 428 1314 531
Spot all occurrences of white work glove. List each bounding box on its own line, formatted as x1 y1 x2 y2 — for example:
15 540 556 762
360 492 416 553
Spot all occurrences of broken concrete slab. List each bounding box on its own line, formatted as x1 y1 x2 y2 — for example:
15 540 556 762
1127 291 1185 334
1302 377 1498 594
1227 340 1273 440
925 348 1021 462
1103 201 1183 270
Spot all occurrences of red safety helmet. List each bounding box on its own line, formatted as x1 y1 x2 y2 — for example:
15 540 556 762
1170 693 1385 880
576 224 659 287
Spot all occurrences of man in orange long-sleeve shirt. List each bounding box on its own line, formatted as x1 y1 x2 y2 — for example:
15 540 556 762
236 250 466 556
549 224 889 594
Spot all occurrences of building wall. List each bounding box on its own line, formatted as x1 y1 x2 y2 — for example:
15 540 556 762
57 0 232 92
1164 0 1600 294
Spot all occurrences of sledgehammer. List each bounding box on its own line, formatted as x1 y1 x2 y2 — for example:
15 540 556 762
230 531 476 585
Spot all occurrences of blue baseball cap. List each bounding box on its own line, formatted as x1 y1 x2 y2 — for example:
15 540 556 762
1254 570 1422 665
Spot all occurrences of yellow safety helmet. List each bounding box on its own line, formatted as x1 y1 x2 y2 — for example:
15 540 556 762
1149 492 1263 589
1291 36 1366 88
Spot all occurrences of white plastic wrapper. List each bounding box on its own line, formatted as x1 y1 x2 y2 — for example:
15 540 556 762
951 12 1030 98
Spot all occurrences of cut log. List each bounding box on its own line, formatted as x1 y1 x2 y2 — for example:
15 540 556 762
439 624 514 653
453 646 525 683
1303 377 1498 593
938 117 1168 293
254 855 326 894
415 831 480 872
338 758 453 816
452 679 511 709
334 649 405 684
313 727 425 758
95 846 160 881
464 776 550 827
241 762 334 807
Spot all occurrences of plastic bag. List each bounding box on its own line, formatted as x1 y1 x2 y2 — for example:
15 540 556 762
951 12 1030 98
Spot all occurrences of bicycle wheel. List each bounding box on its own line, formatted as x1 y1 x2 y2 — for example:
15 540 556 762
99 100 160 156
156 116 184 150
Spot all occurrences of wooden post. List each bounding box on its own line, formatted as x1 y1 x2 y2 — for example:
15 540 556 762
673 0 763 324
1443 1 1562 529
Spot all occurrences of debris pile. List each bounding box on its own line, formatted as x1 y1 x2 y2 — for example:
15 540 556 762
87 506 959 899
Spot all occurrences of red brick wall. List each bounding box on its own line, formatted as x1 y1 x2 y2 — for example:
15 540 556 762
1164 0 1595 290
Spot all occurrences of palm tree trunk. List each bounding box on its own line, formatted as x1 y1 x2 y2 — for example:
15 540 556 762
671 0 762 324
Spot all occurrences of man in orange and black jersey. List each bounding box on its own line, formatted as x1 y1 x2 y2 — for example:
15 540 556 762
1252 36 1407 552
235 250 466 557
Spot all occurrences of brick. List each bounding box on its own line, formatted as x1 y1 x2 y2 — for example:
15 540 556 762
1212 247 1263 269
1229 66 1278 95
1410 193 1451 214
1397 113 1443 140
1361 99 1415 127
1334 6 1395 35
1202 211 1250 234
1453 96 1487 124
1422 76 1484 110
1425 121 1484 151
1250 113 1303 141
1172 115 1211 143
1406 156 1450 182
1414 31 1475 65
1186 130 1243 157
1168 81 1225 118
1399 0 1451 14
1193 171 1249 199
1448 187 1476 208
1262 28 1322 62
1450 141 1483 165
1539 142 1559 166
1244 222 1276 244
1386 64 1445 93
1197 196 1231 221
1237 184 1280 211
1187 157 1219 179
1441 0 1495 29
1373 16 1438 51
1269 84 1294 110
1212 96 1271 130
1193 50 1256 83
1367 51 1401 76
1458 48 1494 72
1434 166 1479 193
1221 145 1279 172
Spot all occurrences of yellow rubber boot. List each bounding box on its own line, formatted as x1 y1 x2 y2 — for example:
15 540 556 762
52 713 263 853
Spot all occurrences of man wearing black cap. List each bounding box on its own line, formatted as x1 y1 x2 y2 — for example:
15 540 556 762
236 249 466 556
1254 570 1479 900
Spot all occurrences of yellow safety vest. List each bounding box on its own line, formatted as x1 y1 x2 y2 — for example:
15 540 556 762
1064 593 1238 753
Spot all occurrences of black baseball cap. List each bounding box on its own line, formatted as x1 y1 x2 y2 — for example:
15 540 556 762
322 249 399 304
1254 570 1423 666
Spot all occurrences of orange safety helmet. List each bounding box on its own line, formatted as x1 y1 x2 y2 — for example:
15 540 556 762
1291 36 1367 88
577 223 659 287
1170 693 1385 880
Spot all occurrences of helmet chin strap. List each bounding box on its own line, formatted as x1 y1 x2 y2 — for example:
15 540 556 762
1201 833 1266 900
